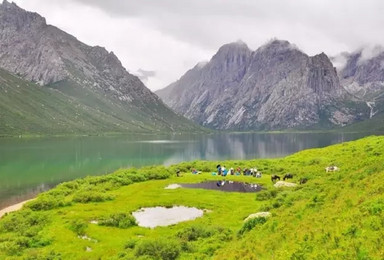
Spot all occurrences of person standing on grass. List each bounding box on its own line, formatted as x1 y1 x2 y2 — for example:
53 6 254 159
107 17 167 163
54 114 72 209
217 164 222 175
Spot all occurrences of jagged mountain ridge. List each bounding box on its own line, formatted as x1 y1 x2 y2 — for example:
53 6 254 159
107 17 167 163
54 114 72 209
0 1 201 134
157 40 363 130
338 49 384 119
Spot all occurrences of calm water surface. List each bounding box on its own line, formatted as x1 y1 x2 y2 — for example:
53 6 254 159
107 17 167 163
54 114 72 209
0 132 371 209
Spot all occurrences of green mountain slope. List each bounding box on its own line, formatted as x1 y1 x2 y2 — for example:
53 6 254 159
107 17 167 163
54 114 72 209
0 69 202 136
341 115 384 132
0 2 203 136
0 136 384 259
337 98 384 133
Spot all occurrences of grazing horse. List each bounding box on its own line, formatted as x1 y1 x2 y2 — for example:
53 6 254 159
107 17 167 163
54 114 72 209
283 173 293 181
299 178 308 184
325 166 339 172
271 175 280 182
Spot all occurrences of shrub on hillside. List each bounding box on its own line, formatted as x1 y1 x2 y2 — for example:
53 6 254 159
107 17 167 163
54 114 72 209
45 186 73 197
72 191 113 203
69 219 88 236
0 240 23 256
145 171 171 180
238 217 267 235
135 239 181 260
0 209 49 234
123 173 147 183
124 239 138 249
59 181 80 191
0 210 51 255
256 189 278 201
99 213 137 229
22 250 62 260
176 225 216 241
27 195 70 211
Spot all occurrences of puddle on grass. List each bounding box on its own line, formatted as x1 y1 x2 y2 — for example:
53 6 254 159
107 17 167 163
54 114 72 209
181 181 262 193
132 206 204 228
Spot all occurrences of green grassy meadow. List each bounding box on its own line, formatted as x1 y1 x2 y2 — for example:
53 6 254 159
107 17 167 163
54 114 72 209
0 68 202 137
1 136 384 259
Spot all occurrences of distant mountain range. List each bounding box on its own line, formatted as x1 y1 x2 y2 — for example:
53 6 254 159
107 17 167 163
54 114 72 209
156 40 384 131
0 1 201 136
1 1 383 134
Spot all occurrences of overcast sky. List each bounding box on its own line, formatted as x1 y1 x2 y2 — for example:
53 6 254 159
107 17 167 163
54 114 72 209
12 0 384 91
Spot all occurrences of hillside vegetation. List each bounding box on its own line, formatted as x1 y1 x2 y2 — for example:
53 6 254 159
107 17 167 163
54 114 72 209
0 2 204 137
0 69 202 137
0 136 384 259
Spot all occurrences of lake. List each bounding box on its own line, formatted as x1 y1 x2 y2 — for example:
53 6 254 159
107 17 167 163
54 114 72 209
0 132 371 209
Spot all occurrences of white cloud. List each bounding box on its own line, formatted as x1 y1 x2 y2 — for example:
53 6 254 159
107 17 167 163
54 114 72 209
359 45 384 64
12 0 384 91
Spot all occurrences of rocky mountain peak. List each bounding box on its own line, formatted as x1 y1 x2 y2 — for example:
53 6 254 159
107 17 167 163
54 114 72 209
212 40 251 61
0 2 132 87
202 40 252 85
307 52 341 95
0 2 200 133
341 47 384 85
256 39 299 54
0 1 46 30
157 39 356 130
310 52 337 70
1 0 18 9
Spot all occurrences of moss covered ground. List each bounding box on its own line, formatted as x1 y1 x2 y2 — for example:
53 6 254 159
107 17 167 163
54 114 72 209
1 136 384 259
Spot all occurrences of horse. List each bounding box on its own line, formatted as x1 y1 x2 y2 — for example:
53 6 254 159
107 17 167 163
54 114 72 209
271 175 280 182
283 173 293 181
299 178 308 184
325 166 339 172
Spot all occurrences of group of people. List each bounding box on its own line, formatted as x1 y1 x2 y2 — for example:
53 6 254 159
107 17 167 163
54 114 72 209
215 165 262 178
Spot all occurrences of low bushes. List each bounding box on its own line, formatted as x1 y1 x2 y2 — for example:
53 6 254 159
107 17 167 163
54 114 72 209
176 224 216 241
72 190 114 203
0 210 51 255
26 195 71 211
99 213 137 229
135 239 181 260
68 219 88 236
256 189 279 201
238 217 267 235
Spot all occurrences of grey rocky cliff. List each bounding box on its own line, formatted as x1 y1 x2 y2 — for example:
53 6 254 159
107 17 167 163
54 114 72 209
0 1 154 102
340 50 384 96
157 40 356 130
0 1 67 84
339 48 384 118
0 1 197 132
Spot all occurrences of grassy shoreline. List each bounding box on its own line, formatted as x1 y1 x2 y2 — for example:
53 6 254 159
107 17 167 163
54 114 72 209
0 128 381 139
1 136 384 259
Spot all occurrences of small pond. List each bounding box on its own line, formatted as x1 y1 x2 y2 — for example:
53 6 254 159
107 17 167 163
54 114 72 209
181 181 262 193
132 206 204 228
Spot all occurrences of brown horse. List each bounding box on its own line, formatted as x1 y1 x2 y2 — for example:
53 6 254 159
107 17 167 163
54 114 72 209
271 175 280 182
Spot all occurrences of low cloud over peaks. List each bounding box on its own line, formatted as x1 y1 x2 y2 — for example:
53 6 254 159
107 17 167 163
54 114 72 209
135 69 156 82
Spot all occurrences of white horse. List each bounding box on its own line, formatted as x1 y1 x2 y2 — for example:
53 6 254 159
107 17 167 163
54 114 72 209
325 166 339 172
